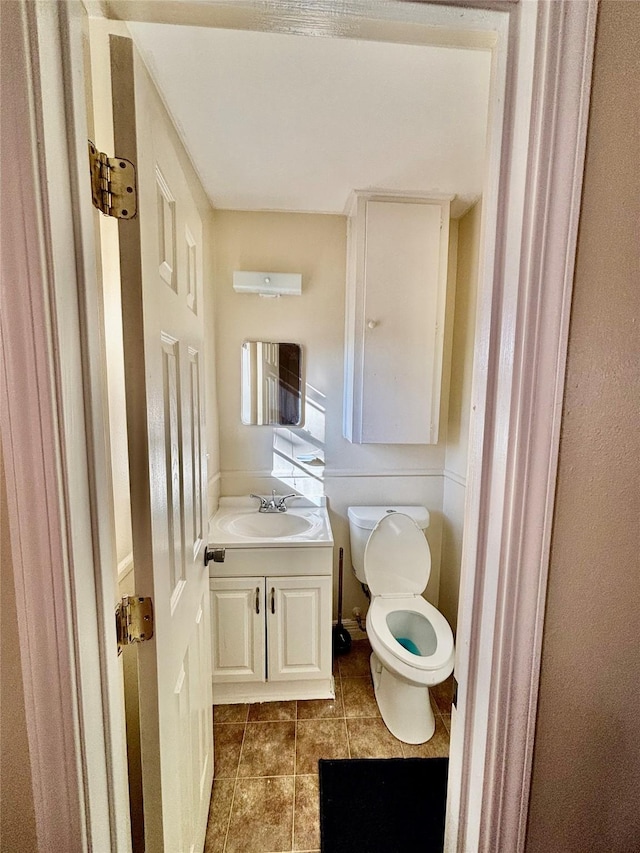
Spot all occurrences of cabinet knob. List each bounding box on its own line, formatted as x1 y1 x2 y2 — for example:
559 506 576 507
367 320 378 329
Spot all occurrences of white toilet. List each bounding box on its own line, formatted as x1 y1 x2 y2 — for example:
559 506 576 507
347 506 455 744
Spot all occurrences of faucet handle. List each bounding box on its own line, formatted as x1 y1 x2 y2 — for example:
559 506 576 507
250 493 269 510
276 493 298 510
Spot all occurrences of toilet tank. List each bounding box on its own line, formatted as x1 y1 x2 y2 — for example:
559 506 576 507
347 506 430 583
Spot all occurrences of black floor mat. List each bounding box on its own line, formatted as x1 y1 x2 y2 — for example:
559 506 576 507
319 757 448 853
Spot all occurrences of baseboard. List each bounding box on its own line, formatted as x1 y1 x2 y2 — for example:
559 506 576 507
333 618 368 642
212 676 335 704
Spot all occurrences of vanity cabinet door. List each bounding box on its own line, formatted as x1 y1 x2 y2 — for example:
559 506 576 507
267 576 332 682
210 578 265 683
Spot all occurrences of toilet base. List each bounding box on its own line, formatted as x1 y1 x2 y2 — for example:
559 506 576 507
370 652 436 745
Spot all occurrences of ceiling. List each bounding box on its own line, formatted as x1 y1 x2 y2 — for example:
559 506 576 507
129 23 492 216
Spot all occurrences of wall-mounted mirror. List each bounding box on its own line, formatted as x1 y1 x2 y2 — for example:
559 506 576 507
241 341 304 426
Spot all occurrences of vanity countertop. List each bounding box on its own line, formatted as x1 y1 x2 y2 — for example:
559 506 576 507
208 496 334 549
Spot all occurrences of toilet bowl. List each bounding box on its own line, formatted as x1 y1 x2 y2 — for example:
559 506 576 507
348 506 455 744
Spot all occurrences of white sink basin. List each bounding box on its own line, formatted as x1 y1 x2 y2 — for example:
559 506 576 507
209 497 333 548
225 511 315 539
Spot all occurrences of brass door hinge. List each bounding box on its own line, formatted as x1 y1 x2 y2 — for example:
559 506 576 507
116 595 153 655
89 140 137 219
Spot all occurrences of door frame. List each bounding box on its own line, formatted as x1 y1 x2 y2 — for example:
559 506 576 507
0 1 597 852
1 2 131 851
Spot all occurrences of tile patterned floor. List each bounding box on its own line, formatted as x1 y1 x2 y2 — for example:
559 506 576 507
205 639 452 853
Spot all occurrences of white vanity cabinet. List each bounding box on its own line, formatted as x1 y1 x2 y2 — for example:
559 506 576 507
343 191 451 444
209 546 334 703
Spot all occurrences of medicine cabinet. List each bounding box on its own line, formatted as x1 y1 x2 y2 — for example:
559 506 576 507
343 192 451 444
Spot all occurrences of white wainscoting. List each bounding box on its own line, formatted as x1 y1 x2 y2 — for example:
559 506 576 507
440 472 468 633
207 472 221 521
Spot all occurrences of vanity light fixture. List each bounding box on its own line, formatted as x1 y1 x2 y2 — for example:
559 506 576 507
232 270 302 297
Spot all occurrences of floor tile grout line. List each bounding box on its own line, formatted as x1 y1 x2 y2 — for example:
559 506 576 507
227 773 306 779
344 707 351 760
221 710 248 853
292 700 298 853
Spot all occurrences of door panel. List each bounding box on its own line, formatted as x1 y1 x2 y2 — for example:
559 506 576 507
189 347 203 560
210 578 265 683
160 332 185 602
361 200 442 443
192 598 211 801
111 34 212 853
267 576 332 681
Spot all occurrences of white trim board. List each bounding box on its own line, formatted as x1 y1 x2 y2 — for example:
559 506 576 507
221 467 446 480
1 3 131 851
333 619 369 642
212 678 335 705
443 470 467 488
117 554 135 582
475 4 598 847
100 1 502 50
218 467 466 489
4 2 597 851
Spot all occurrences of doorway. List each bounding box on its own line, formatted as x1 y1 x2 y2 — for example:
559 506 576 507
92 11 493 851
1 1 597 851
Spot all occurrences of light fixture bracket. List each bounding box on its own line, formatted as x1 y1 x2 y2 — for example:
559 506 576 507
232 271 302 297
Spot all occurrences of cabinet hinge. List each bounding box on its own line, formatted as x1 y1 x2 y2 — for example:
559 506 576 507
89 140 137 219
116 595 153 655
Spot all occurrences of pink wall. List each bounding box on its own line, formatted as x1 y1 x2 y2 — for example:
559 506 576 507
1 451 38 850
0 6 39 848
1 4 83 849
526 2 640 850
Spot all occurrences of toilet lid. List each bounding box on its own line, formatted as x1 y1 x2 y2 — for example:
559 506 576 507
364 512 431 596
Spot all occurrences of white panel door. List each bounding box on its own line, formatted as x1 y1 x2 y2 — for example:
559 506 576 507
111 36 212 853
267 576 332 681
210 578 266 683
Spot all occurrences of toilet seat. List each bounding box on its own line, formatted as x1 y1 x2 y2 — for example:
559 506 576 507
363 512 431 596
363 513 454 682
368 595 454 673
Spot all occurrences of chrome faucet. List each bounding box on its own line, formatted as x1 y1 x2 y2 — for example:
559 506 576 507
250 491 298 513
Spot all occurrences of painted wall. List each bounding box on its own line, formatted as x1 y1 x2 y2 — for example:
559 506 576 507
440 201 481 632
525 2 640 850
211 209 447 616
0 449 38 852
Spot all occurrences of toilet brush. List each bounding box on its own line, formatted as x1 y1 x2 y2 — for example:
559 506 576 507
332 547 352 656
